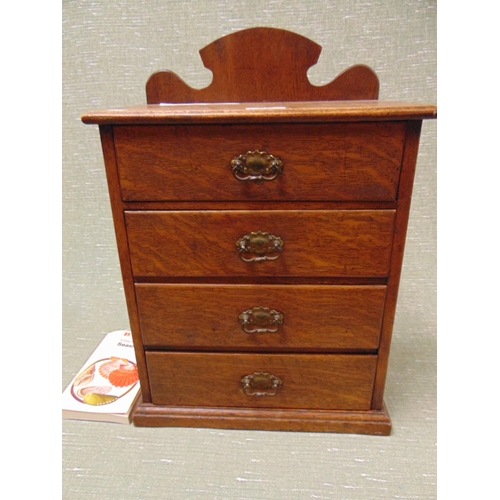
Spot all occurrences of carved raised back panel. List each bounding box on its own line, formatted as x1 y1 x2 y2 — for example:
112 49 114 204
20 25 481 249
146 27 379 103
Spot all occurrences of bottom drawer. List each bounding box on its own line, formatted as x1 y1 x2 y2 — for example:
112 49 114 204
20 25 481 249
146 352 376 411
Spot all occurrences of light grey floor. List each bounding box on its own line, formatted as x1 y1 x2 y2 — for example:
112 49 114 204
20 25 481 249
63 2 436 498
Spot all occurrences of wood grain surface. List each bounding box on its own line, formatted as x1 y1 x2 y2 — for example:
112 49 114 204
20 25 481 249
121 200 397 211
145 27 380 103
136 284 386 350
133 402 391 435
125 210 396 277
81 100 437 125
146 352 377 410
98 126 152 402
372 121 422 409
114 122 405 201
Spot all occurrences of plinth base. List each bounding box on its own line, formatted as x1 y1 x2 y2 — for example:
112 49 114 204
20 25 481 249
133 402 391 435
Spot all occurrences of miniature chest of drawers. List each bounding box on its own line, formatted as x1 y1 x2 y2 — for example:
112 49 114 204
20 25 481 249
82 28 436 435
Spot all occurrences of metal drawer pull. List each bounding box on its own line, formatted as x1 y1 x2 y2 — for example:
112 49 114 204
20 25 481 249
231 150 283 181
241 372 282 396
236 231 284 262
239 306 284 333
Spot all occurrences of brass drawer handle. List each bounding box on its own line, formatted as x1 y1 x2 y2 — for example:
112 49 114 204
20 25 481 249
236 231 284 262
231 150 283 181
241 372 282 396
239 306 284 333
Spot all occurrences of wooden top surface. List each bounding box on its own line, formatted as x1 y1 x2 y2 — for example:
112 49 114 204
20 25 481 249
82 100 437 125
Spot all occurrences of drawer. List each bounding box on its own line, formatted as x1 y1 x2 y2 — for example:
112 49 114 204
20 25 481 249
136 284 386 350
114 122 405 201
146 352 377 410
125 210 395 277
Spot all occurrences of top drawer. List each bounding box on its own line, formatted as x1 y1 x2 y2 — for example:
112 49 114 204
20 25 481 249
114 122 405 202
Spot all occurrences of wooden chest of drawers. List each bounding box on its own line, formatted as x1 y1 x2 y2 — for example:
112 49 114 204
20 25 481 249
82 28 436 434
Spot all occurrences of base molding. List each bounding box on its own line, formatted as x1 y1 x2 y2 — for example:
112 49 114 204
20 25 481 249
133 402 391 435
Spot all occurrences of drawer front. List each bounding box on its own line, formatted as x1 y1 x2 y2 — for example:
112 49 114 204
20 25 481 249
146 352 377 410
136 284 386 350
114 123 405 201
125 210 395 277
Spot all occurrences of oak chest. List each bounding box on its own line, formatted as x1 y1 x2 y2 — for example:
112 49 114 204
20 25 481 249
82 28 436 434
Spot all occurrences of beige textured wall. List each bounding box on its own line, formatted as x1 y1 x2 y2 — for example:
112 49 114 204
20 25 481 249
63 1 436 498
